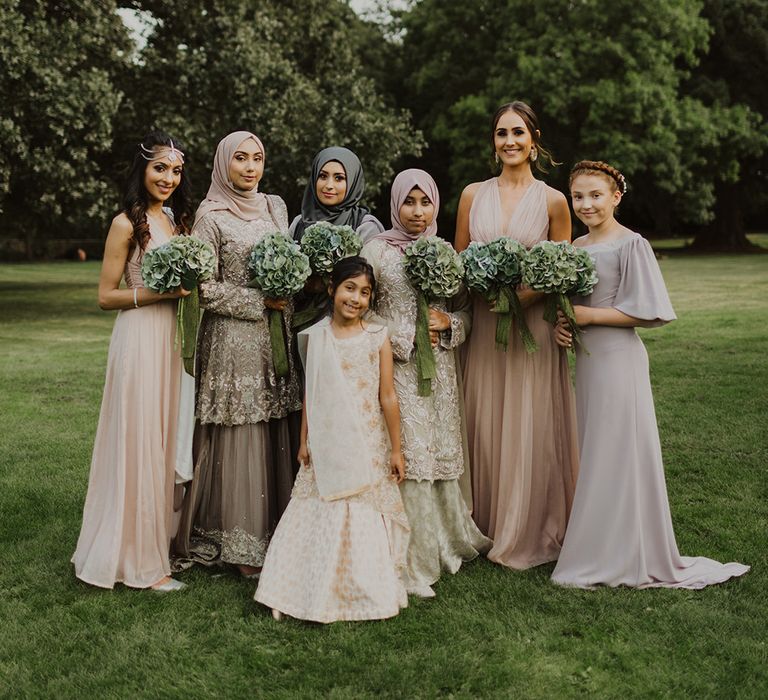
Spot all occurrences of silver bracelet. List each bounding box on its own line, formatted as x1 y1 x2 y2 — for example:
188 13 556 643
133 288 139 308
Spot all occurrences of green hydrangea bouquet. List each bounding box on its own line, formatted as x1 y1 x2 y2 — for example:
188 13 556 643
460 238 536 353
247 232 311 377
293 222 363 329
141 235 215 375
522 240 598 350
402 236 464 396
300 222 362 278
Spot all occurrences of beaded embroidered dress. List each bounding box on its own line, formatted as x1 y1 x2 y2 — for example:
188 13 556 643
174 199 302 568
362 238 491 591
255 322 409 622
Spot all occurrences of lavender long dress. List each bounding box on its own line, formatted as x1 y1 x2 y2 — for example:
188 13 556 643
551 232 749 588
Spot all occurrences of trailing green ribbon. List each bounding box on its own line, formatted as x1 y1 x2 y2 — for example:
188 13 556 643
177 288 200 376
491 286 538 353
544 293 585 354
176 268 204 377
268 309 290 378
414 292 437 397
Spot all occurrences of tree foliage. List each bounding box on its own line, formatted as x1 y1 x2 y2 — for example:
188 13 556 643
0 0 765 255
396 0 768 247
0 0 129 253
121 0 422 213
684 0 768 248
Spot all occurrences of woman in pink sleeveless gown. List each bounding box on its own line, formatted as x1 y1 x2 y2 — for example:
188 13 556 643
455 102 579 569
72 132 193 590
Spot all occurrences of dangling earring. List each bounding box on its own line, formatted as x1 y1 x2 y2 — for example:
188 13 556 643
494 152 500 165
530 147 538 162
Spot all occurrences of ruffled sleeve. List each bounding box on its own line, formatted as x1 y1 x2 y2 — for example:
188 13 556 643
194 214 266 322
614 235 676 327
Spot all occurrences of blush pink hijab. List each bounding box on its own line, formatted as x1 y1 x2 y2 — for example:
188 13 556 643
194 131 269 224
370 168 440 252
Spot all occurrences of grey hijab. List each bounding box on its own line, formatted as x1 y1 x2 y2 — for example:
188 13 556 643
294 147 369 241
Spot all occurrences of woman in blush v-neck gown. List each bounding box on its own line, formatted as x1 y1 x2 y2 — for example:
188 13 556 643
455 102 579 570
72 132 193 591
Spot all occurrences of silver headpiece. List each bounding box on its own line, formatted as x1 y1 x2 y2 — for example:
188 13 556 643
139 140 185 163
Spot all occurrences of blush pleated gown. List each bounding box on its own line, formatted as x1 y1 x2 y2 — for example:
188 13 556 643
462 178 579 569
72 220 181 588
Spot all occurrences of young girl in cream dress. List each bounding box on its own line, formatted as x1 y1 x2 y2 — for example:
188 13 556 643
254 257 410 622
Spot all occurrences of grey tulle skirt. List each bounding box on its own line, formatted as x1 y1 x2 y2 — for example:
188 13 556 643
174 414 299 568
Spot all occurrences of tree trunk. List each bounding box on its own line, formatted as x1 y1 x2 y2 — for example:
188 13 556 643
690 182 757 252
650 196 673 238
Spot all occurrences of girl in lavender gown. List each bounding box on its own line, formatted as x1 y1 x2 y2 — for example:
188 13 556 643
455 101 579 569
551 160 749 589
72 132 194 591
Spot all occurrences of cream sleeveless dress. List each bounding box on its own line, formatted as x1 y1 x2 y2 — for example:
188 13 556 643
255 322 409 622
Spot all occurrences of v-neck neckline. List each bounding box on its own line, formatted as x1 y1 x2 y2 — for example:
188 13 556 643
495 178 537 233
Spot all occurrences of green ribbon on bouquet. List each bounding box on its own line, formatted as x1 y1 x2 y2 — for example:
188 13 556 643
268 308 290 378
291 292 328 332
543 292 585 354
177 268 203 376
414 292 437 397
491 286 538 354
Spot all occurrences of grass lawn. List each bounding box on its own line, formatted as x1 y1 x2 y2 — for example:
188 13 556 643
1 250 766 698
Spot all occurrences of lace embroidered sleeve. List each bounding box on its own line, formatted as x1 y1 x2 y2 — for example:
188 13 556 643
439 286 471 350
194 214 266 321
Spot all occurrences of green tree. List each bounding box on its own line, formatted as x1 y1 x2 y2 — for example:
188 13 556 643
121 0 423 214
684 0 768 250
396 0 767 247
0 0 129 258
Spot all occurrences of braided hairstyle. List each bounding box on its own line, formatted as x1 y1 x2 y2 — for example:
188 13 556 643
569 160 627 195
490 101 559 174
122 130 194 251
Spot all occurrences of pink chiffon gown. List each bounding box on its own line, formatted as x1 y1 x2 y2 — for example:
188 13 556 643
551 233 749 588
72 219 181 588
463 178 579 569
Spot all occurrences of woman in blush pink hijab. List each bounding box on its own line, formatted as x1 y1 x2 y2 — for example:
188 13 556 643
362 169 491 598
174 131 301 578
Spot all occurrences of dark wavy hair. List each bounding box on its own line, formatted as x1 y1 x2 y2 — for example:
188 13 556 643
490 101 559 174
328 256 377 310
122 130 194 251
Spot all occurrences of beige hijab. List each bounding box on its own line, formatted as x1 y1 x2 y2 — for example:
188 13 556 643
194 131 270 224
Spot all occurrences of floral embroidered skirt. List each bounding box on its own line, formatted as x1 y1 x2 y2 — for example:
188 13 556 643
173 416 297 568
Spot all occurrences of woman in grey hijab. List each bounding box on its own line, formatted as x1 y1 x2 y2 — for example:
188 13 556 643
289 146 384 243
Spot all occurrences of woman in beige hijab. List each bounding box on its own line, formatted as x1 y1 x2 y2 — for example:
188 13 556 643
174 131 301 577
